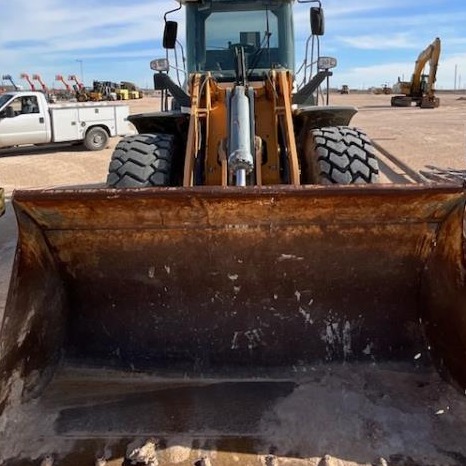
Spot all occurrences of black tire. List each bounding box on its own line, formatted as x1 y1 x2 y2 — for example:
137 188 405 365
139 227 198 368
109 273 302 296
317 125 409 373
302 126 379 184
391 95 411 107
106 133 175 188
420 96 440 109
83 127 109 151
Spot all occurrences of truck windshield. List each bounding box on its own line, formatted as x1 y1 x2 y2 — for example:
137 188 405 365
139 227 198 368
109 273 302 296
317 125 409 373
204 9 279 75
0 94 13 110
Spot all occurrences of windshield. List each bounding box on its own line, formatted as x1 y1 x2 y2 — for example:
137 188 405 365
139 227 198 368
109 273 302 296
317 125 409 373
185 2 295 79
0 93 13 109
204 9 279 74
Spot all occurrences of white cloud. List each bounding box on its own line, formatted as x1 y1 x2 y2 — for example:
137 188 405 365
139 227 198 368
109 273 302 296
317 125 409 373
0 0 465 89
336 33 417 51
0 0 179 85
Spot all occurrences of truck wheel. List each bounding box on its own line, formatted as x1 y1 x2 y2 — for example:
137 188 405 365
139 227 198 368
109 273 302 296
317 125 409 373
84 127 109 151
302 126 379 184
106 133 175 188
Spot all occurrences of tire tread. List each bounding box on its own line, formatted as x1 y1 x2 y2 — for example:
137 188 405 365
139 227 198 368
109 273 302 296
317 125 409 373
106 134 175 188
310 126 379 184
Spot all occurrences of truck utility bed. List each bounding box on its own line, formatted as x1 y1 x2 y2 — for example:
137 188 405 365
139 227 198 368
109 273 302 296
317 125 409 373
48 102 129 143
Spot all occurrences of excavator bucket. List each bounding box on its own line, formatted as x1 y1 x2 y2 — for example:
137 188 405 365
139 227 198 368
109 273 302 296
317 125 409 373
1 184 466 464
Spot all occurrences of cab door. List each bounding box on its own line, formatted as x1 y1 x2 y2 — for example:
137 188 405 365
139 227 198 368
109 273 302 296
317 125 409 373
0 95 49 147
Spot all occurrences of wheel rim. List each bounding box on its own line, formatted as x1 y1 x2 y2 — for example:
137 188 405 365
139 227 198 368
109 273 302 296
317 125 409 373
90 131 105 149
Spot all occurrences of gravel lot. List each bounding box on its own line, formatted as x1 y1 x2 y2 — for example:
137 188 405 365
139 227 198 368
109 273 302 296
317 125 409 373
1 92 465 197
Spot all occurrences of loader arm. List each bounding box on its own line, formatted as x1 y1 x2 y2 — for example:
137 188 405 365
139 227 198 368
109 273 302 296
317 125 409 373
183 70 299 187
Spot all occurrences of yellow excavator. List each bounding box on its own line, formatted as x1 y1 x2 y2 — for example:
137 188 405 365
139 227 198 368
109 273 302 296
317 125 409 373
391 37 441 108
1 2 465 465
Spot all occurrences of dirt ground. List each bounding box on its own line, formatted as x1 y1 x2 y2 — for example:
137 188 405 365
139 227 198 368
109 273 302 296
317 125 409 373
1 93 466 465
1 92 465 317
1 92 465 197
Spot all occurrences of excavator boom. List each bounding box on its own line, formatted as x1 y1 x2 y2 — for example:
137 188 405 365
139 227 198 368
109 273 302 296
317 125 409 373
411 37 441 97
392 37 441 108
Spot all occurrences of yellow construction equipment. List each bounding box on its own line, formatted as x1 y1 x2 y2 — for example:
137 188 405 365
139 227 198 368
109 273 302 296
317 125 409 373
371 84 392 95
116 88 129 100
121 80 144 99
68 74 103 102
1 2 465 465
391 37 441 108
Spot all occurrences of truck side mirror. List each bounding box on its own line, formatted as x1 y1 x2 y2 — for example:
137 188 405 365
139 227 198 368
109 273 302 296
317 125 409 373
310 7 325 36
5 106 15 118
163 21 178 49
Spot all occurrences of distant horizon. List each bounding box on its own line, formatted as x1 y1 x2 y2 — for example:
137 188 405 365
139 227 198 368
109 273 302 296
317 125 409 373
1 0 465 91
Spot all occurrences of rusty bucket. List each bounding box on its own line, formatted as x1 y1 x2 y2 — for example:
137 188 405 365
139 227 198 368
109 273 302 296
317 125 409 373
1 183 465 464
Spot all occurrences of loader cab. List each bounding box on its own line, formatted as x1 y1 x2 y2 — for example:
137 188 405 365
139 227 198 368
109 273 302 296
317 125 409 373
183 0 295 81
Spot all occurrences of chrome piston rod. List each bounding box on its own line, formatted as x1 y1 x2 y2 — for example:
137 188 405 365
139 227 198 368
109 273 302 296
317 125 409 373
228 86 254 186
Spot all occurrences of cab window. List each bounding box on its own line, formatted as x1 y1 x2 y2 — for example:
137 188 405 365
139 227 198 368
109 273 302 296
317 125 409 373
6 96 40 116
20 96 39 114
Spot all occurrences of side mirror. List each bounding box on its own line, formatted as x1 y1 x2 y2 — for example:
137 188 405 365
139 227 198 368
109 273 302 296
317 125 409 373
310 7 325 36
163 21 178 49
5 106 15 118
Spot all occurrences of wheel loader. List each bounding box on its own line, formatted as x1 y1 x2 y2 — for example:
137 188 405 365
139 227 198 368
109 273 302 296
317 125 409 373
1 1 466 465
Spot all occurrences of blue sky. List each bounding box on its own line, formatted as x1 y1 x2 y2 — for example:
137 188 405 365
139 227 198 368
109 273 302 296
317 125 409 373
0 0 465 90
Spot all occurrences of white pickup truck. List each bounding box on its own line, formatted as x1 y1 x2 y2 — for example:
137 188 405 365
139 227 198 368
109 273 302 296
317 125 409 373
0 91 131 151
